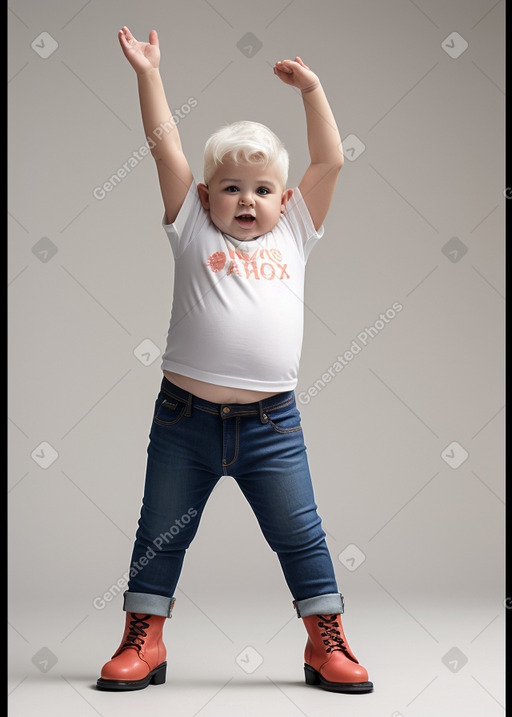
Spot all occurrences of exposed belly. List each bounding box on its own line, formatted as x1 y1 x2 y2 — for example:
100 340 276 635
163 370 280 404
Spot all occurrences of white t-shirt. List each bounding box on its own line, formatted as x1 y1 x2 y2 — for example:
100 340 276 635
161 181 324 391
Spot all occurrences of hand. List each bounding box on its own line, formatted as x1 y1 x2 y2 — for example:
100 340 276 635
118 26 160 74
273 57 320 93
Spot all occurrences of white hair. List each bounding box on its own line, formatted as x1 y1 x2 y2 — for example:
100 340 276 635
203 120 289 187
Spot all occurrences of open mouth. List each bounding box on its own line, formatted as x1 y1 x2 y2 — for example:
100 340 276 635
235 214 256 227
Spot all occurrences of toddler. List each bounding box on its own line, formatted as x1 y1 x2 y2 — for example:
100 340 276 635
96 25 373 695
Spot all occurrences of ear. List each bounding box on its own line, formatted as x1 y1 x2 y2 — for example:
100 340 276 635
280 188 294 214
197 183 210 210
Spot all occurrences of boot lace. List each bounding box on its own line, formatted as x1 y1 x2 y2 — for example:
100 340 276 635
122 613 151 653
317 614 351 656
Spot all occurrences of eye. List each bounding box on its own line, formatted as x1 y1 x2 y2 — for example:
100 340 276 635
224 185 239 193
257 187 270 195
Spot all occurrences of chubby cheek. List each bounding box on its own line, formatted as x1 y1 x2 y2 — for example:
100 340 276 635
210 196 233 223
262 202 283 226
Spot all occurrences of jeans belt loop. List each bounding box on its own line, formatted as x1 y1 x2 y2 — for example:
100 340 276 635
184 392 193 417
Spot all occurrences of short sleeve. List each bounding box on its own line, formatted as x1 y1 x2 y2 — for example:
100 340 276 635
280 186 325 262
161 181 209 258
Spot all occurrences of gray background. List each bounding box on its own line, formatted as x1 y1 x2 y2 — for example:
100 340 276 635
8 1 505 715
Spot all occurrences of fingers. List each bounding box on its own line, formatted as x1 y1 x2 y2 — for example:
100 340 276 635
118 26 135 52
119 26 134 43
118 30 130 54
118 26 158 47
295 56 310 69
274 57 310 73
273 60 293 73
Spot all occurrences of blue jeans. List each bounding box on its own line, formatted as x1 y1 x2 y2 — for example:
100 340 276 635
124 376 344 619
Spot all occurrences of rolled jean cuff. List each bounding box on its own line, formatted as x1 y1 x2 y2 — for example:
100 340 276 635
123 591 176 618
293 592 344 618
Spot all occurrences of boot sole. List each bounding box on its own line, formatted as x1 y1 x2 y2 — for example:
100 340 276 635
96 661 167 691
304 664 373 694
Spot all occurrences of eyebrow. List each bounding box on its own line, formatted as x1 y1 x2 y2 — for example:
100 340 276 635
220 178 277 188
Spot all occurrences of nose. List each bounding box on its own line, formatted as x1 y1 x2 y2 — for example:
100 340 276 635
239 191 254 206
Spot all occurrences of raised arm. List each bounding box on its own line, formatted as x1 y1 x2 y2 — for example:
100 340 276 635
119 26 193 223
273 57 343 231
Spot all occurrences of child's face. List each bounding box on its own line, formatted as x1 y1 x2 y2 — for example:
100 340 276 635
197 157 293 240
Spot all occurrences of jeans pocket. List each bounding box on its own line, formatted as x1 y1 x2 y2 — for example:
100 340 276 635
153 395 187 426
266 403 303 434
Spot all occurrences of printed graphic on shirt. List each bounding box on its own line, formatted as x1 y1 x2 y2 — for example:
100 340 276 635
206 246 289 281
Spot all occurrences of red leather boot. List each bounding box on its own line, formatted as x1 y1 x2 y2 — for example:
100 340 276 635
96 613 167 691
301 613 373 693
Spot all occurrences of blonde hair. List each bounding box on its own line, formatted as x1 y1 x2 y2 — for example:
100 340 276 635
203 120 289 187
